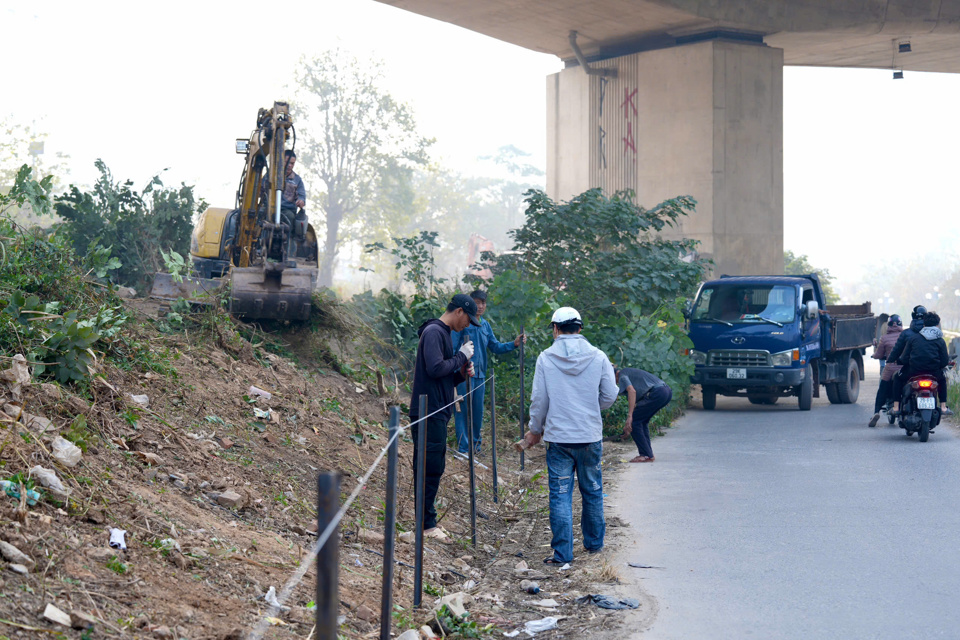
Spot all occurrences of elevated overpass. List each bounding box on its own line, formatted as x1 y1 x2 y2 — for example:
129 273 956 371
378 0 960 275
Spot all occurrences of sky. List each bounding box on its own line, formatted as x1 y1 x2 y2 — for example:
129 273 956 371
3 0 959 300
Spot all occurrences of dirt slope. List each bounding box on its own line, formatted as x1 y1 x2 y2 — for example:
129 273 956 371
0 301 644 639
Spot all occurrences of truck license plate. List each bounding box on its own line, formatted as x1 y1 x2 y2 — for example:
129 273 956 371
917 397 936 410
727 368 747 379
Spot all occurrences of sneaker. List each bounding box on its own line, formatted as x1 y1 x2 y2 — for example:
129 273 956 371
868 413 880 428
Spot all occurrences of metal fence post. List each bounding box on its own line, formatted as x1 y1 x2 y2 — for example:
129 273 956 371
466 376 477 548
519 324 526 471
379 407 400 640
490 375 499 503
316 472 340 640
413 394 427 608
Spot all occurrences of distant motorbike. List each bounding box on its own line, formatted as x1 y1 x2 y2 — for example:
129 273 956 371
889 373 941 442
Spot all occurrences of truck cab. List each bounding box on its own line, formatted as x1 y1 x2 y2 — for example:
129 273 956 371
686 274 874 411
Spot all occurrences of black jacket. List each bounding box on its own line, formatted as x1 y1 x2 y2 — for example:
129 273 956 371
409 319 467 421
887 318 924 364
898 327 949 374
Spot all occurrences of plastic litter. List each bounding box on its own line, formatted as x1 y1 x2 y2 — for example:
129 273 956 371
127 394 150 408
520 579 540 594
29 465 72 499
576 594 640 610
159 538 181 553
523 617 559 635
503 631 521 638
248 386 272 400
109 528 128 550
627 562 663 569
51 436 82 467
559 563 571 571
265 586 291 612
0 480 41 505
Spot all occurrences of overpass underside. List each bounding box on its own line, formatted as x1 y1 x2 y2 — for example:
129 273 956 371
380 0 960 275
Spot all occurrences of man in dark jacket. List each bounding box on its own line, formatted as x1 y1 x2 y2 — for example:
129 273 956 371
615 367 672 462
896 311 951 414
888 305 927 408
409 294 481 541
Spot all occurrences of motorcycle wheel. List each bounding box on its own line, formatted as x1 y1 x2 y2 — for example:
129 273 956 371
919 418 930 442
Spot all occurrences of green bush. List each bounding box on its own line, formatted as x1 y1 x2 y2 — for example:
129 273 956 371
54 160 200 294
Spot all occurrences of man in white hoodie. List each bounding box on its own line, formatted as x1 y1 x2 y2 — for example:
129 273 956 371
522 307 619 565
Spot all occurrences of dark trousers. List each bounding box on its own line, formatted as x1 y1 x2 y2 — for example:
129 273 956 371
410 415 449 530
893 368 948 404
630 385 673 458
874 379 892 413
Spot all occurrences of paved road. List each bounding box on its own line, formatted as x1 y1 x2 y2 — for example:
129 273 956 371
609 370 960 639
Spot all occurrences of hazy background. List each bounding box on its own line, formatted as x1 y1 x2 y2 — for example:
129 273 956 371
3 0 959 320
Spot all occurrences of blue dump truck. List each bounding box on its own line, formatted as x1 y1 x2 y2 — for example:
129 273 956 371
684 274 878 411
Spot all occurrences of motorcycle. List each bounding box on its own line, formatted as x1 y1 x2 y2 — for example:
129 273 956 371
889 373 941 442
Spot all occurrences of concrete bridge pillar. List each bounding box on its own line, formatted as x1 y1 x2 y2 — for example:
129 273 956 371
547 39 783 276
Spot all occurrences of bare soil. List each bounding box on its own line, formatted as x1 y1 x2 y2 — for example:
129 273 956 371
0 300 648 639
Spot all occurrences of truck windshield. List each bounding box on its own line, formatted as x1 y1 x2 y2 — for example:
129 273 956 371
691 285 797 325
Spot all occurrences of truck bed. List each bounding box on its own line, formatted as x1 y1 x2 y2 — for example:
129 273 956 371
825 303 877 351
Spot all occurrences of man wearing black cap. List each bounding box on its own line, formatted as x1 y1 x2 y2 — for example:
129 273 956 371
409 293 480 541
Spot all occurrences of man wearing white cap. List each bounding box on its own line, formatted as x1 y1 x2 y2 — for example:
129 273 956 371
522 307 619 564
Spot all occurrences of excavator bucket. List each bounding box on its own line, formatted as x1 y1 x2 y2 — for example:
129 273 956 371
229 266 315 322
149 272 225 304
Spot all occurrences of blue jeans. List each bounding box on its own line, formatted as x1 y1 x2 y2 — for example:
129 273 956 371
545 441 605 563
454 379 485 454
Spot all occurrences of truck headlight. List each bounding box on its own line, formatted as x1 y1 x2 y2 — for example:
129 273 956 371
687 349 707 365
771 349 799 367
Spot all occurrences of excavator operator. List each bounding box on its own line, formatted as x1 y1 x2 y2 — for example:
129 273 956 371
262 149 308 254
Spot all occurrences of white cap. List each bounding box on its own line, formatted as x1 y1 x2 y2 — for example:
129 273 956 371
551 306 582 325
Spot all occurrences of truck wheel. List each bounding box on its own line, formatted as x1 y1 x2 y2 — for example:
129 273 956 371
798 365 813 411
825 383 841 405
702 387 717 411
836 359 861 404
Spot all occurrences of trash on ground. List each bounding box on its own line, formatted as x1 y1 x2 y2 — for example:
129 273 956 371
514 560 529 572
248 386 272 400
127 393 150 408
42 603 72 627
254 407 272 420
159 538 181 553
432 592 468 618
530 598 559 608
576 594 640 610
559 563 571 571
627 562 663 569
51 436 82 467
396 630 420 640
265 586 291 612
519 579 540 594
0 540 35 568
0 480 41 505
29 465 71 499
523 616 560 635
109 528 127 550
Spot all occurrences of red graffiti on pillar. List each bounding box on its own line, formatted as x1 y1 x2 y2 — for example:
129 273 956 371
623 121 636 155
621 88 637 119
621 88 638 157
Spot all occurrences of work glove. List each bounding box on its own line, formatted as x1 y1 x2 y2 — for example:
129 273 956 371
467 362 476 378
459 341 475 360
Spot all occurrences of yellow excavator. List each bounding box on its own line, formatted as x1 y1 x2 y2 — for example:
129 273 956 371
151 102 318 321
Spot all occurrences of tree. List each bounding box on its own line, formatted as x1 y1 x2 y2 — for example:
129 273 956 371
784 250 839 305
1 116 70 226
54 161 199 293
289 50 432 287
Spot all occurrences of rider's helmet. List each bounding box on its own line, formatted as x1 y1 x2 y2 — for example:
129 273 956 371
888 314 902 327
911 305 927 320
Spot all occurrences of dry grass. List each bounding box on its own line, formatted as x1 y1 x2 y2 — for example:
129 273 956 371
595 560 622 584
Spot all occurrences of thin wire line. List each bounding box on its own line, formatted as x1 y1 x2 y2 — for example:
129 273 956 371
249 374 495 639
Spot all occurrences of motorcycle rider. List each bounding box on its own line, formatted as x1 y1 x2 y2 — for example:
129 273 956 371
887 305 927 412
893 310 951 416
868 314 903 427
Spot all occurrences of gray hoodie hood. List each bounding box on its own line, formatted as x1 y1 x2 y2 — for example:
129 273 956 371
542 335 602 375
920 326 943 341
